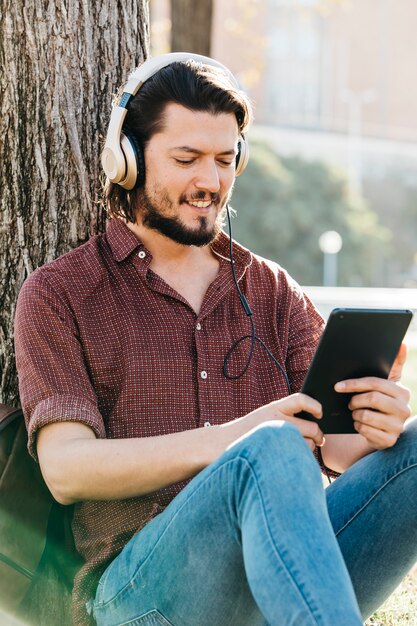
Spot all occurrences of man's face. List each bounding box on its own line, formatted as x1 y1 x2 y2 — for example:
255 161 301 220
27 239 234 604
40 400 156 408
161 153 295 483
136 102 239 246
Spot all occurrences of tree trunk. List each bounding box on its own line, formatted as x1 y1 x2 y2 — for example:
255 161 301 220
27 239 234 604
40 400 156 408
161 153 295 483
170 0 213 55
0 1 150 404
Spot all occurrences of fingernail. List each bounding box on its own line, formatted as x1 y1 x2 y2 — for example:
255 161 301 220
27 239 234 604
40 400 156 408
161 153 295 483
335 382 346 391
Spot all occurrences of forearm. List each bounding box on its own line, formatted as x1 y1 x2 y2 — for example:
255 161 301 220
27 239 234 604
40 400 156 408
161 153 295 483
37 421 242 505
38 424 230 505
37 394 329 504
320 433 375 474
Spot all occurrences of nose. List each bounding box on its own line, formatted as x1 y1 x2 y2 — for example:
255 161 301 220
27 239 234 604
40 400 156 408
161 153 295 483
194 160 221 194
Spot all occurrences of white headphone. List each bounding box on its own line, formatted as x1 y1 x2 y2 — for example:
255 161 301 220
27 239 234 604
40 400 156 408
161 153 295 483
101 52 249 190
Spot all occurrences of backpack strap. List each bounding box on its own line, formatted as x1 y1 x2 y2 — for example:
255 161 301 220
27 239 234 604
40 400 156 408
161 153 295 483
0 404 23 430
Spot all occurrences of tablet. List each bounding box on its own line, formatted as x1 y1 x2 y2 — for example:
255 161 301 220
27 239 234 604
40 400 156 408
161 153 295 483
297 308 413 434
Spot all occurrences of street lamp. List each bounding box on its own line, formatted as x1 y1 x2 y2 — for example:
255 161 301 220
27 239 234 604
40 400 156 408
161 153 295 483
340 88 376 197
319 230 343 286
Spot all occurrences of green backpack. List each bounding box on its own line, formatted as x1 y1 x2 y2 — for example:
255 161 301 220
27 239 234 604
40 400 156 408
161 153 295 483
0 404 81 625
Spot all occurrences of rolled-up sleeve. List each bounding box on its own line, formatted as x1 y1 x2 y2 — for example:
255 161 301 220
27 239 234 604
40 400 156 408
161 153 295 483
15 270 106 460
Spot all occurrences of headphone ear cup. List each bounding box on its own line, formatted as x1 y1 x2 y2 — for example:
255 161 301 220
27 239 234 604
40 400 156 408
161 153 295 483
118 131 145 190
235 136 249 176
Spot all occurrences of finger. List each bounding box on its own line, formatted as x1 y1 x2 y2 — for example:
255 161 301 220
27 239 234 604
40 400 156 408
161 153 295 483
389 343 407 382
304 437 316 452
287 415 325 447
335 377 410 402
278 392 323 420
352 408 406 436
353 420 400 449
349 390 411 421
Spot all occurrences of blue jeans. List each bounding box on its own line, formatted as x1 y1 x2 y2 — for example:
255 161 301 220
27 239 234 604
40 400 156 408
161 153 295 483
91 418 417 626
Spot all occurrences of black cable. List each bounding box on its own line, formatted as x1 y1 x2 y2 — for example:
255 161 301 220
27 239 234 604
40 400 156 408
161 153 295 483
223 204 332 485
223 204 290 392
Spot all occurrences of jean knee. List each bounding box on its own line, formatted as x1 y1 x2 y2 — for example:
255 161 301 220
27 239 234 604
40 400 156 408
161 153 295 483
374 415 417 483
221 421 323 509
404 415 417 437
396 415 417 452
227 420 312 467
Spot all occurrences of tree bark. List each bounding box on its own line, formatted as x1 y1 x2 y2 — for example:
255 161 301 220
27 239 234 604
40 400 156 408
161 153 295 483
170 0 213 55
0 1 150 404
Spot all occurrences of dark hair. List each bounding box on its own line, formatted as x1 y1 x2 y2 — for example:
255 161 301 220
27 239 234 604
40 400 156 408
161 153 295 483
104 60 253 222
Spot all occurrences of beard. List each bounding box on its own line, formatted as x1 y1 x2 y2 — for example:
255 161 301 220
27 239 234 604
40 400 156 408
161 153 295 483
135 186 229 247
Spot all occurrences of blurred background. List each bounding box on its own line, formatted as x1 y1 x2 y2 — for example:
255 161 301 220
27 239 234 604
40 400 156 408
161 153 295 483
150 0 417 407
151 0 417 288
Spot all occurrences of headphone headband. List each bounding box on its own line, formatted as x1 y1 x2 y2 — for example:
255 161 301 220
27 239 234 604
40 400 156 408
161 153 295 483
101 53 249 190
124 52 240 95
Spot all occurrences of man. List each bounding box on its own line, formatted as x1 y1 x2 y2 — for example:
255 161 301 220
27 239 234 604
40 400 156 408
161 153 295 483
15 54 416 626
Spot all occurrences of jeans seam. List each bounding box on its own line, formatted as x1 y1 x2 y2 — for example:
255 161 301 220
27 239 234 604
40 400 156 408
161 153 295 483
335 462 417 537
159 453 322 625
116 609 174 625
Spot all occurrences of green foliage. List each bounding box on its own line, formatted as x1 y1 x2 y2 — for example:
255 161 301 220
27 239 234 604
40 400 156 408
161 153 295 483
363 170 417 286
231 142 390 286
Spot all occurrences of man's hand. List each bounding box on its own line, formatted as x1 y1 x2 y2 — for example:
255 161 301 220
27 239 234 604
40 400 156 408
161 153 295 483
388 342 407 382
224 393 325 452
334 344 411 450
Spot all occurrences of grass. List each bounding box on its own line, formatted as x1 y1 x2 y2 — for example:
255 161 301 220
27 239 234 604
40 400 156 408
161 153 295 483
364 345 417 626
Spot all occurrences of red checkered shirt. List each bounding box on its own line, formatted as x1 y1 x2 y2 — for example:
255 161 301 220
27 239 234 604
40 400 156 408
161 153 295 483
15 218 324 625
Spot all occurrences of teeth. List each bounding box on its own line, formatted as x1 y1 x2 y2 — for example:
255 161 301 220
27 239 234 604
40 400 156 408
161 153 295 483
189 201 211 208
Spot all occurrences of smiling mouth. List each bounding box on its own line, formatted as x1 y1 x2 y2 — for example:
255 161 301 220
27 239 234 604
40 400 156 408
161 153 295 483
181 192 220 210
187 200 212 208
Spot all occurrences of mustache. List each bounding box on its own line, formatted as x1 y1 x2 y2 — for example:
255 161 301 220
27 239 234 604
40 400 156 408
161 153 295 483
180 191 221 204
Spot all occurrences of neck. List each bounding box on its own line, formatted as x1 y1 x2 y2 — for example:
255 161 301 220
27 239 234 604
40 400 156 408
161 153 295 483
127 219 221 314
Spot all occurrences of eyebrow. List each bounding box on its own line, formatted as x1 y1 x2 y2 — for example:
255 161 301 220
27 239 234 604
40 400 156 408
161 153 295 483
170 146 238 156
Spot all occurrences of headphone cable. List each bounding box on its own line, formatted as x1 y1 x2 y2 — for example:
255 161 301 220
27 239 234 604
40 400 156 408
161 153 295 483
223 204 332 485
223 204 291 393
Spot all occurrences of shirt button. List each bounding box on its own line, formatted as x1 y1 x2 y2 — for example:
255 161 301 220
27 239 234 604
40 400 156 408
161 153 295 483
204 421 211 427
196 323 202 331
138 251 146 259
200 370 208 379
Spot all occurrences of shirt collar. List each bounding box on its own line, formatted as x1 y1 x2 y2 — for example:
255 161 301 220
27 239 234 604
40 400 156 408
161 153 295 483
211 230 252 274
106 219 145 262
105 219 253 272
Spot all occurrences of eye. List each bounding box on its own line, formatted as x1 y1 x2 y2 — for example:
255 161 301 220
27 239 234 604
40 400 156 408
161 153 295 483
174 158 194 165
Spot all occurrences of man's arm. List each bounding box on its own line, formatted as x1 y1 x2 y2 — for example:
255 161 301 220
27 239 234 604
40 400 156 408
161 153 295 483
37 421 217 505
16 264 325 506
37 393 325 505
